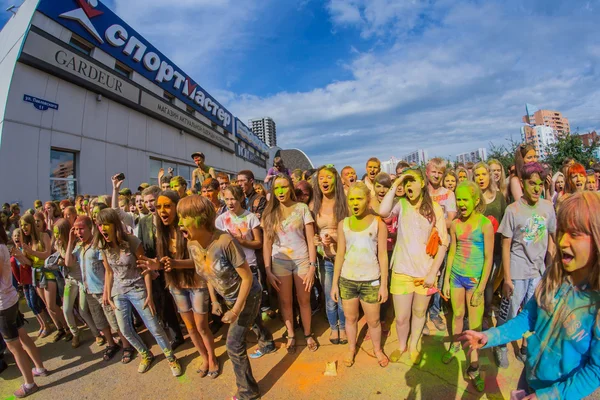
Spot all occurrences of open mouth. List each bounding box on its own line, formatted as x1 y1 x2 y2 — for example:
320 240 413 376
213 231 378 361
406 188 414 197
561 251 574 264
478 181 485 188
180 226 189 238
100 230 110 242
160 214 170 224
352 206 360 214
460 206 468 213
348 177 356 183
322 184 330 192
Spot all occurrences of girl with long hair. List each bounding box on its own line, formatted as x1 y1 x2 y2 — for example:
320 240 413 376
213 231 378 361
54 218 100 348
462 191 600 399
95 209 181 376
456 166 469 183
330 182 389 368
551 172 565 205
474 162 507 328
262 173 319 353
487 159 508 200
143 190 219 377
43 201 61 230
379 167 449 365
311 165 349 345
510 144 538 202
443 170 458 192
441 181 494 391
17 214 69 342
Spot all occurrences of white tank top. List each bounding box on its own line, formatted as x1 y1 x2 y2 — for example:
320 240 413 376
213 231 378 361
341 217 380 281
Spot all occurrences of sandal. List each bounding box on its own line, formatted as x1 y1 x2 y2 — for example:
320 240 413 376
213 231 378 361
103 344 120 362
122 347 135 364
343 349 356 367
286 336 296 355
207 361 220 379
375 349 389 368
467 365 485 392
305 333 319 352
339 330 348 345
329 329 340 345
389 348 405 363
14 383 39 398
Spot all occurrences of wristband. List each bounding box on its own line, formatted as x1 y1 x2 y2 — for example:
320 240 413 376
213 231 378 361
229 309 239 318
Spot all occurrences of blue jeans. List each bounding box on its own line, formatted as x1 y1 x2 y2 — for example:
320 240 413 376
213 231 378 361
320 258 345 330
429 259 446 320
497 276 542 326
23 284 43 315
224 280 266 400
113 288 173 357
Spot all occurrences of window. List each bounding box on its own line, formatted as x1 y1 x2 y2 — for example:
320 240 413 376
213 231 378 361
69 35 93 56
163 91 175 103
114 61 132 78
149 158 195 188
50 149 77 200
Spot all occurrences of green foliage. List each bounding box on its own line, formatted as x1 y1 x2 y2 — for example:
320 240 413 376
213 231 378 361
544 134 599 171
487 139 520 172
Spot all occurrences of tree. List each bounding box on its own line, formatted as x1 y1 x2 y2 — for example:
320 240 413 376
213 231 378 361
487 138 520 172
544 135 600 172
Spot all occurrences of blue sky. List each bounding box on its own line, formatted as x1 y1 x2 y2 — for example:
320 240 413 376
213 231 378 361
2 0 600 172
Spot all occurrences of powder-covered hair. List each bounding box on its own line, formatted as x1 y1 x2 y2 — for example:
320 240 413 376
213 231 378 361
535 192 600 312
520 162 547 181
455 166 469 180
53 218 71 253
262 174 297 243
312 165 348 225
455 181 486 214
176 195 216 232
170 176 188 189
406 168 436 224
427 157 446 174
347 182 371 202
366 157 380 166
565 163 586 194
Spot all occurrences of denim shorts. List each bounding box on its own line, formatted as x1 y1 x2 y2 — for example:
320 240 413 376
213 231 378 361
339 277 380 304
272 258 310 277
0 302 25 342
450 271 479 291
169 287 209 314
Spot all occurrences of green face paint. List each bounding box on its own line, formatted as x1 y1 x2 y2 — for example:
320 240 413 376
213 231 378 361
456 186 477 219
53 226 60 240
273 178 291 203
523 173 543 204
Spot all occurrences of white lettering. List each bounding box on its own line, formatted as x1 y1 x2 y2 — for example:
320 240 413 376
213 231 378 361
204 98 212 112
211 102 219 116
122 36 146 62
217 108 225 121
224 114 231 127
172 71 185 90
143 52 160 71
105 24 128 47
155 61 174 82
187 87 197 100
194 90 205 107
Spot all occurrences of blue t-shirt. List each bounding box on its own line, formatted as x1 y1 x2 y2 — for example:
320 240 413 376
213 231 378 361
73 243 105 294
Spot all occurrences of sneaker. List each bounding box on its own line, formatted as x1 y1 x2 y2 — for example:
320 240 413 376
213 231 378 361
249 344 277 359
32 367 49 377
63 331 73 342
72 331 81 348
95 335 106 346
494 346 509 369
14 383 38 398
168 357 182 377
52 329 66 343
137 353 154 373
442 344 461 364
516 346 528 363
430 315 446 331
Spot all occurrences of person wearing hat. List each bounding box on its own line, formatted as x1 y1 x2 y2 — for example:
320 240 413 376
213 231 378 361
191 151 216 192
138 183 150 192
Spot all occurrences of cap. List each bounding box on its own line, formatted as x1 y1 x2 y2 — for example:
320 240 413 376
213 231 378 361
119 188 132 196
191 151 205 160
138 183 150 191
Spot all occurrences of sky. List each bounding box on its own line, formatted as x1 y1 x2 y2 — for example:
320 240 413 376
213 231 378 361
1 0 600 173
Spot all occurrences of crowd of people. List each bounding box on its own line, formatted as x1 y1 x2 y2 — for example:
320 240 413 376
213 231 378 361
0 147 599 400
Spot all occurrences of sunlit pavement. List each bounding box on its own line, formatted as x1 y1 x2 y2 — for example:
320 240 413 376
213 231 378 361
1 302 599 400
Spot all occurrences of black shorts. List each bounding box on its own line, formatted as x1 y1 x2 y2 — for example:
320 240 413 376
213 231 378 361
0 302 25 341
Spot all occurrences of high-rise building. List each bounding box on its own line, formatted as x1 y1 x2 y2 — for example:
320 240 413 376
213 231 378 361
401 149 428 166
380 156 399 174
249 117 277 147
522 105 570 137
456 148 487 164
521 125 556 158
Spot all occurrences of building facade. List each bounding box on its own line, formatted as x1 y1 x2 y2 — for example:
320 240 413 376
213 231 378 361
522 105 571 137
456 148 487 164
521 125 556 158
249 117 277 147
401 149 428 166
0 0 271 206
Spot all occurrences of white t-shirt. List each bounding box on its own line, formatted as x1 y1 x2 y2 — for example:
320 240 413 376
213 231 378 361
0 244 18 311
216 210 261 266
390 198 449 277
429 186 456 219
267 203 314 261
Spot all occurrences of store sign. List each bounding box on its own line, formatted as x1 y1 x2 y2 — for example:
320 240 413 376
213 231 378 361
21 32 140 103
36 0 233 131
236 144 266 168
23 94 59 111
140 92 235 153
235 118 269 155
